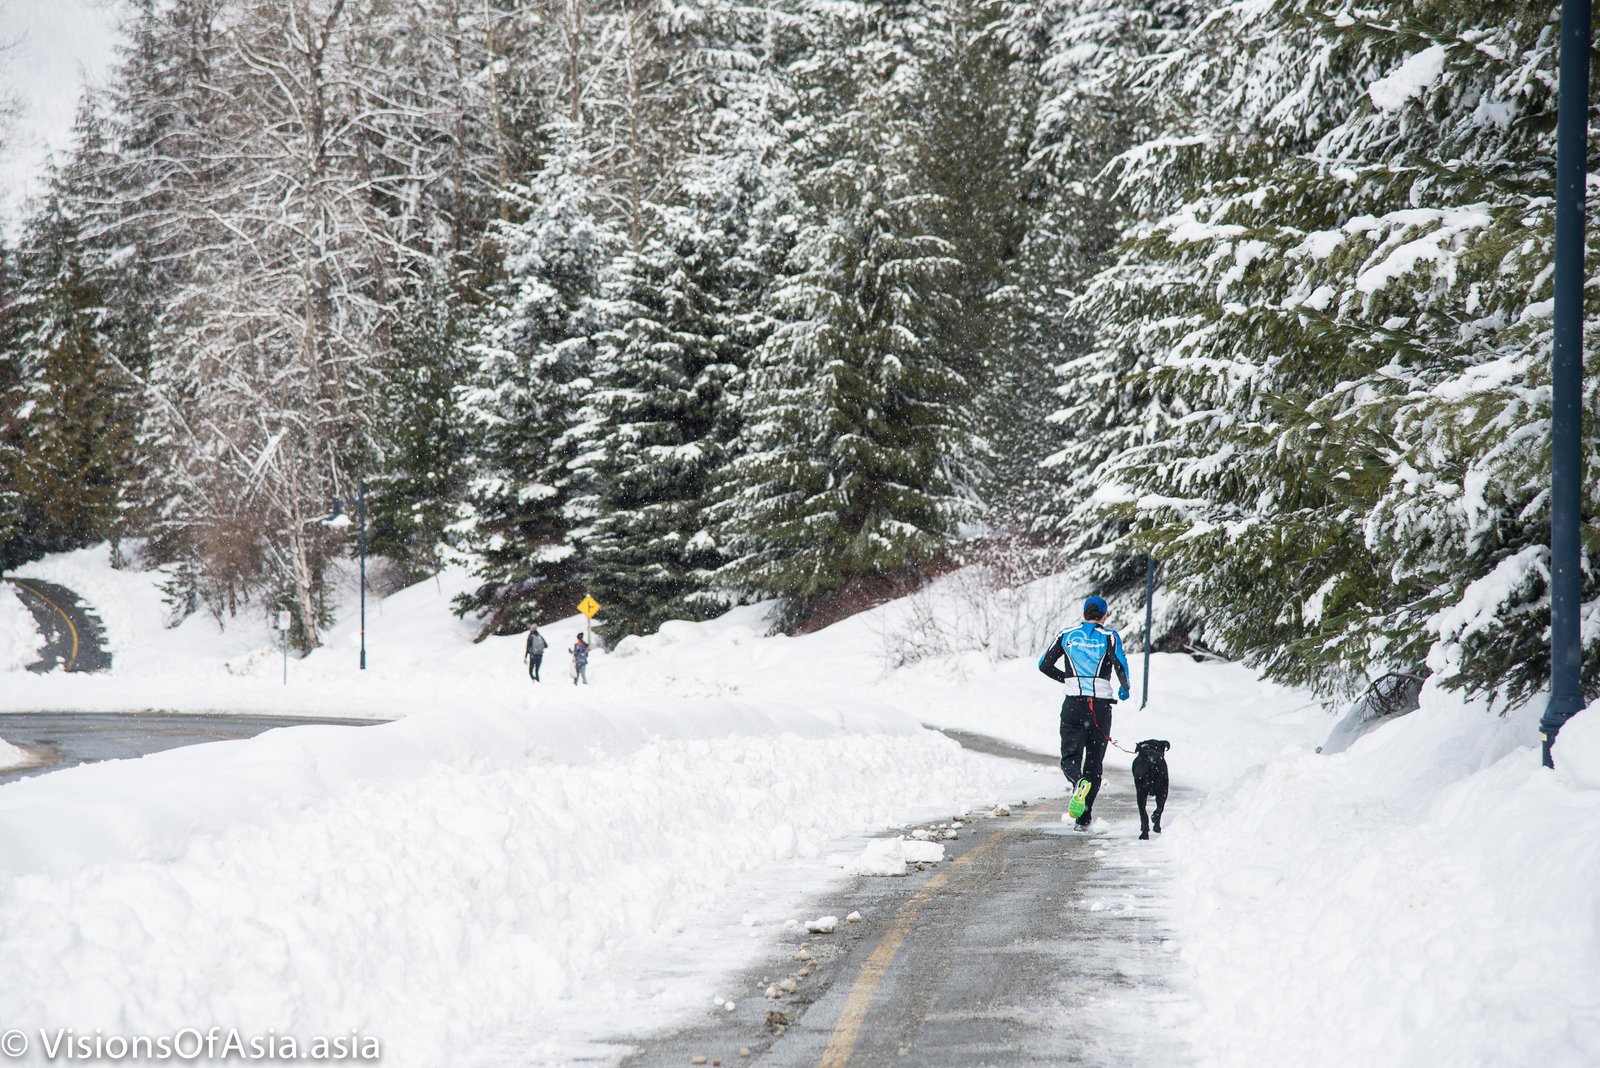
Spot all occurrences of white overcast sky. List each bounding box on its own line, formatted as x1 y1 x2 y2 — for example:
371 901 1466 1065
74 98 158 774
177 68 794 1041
2 0 124 226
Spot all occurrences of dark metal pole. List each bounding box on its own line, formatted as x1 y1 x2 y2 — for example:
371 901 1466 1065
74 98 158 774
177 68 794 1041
1141 556 1156 709
1540 0 1592 768
358 478 367 671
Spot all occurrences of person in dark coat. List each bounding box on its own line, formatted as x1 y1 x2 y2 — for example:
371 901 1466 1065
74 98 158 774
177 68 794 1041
524 626 548 683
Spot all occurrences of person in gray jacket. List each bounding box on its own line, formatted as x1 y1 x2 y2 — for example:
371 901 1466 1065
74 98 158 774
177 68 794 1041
524 626 548 683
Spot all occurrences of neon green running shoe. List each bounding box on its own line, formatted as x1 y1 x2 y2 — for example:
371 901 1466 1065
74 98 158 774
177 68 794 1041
1067 778 1093 820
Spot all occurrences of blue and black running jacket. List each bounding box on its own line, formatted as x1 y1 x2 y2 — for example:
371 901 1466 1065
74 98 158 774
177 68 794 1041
1038 622 1131 701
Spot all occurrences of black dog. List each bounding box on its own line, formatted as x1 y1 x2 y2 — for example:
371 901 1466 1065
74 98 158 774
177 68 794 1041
1132 740 1170 840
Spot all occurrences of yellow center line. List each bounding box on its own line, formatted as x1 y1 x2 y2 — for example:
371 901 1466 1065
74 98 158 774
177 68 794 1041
815 802 1057 1068
7 579 80 672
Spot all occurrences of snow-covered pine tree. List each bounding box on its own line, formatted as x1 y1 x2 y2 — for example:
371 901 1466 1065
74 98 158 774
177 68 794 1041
353 0 514 582
582 124 793 638
4 192 133 559
1076 0 1600 701
2 100 146 565
368 278 481 579
458 0 789 635
457 128 622 636
100 0 233 316
0 243 23 567
106 0 275 614
1014 0 1214 557
581 234 733 639
918 0 1041 522
714 0 979 626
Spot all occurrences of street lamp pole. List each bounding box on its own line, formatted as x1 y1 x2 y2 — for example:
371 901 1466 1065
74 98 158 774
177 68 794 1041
1141 555 1156 710
324 482 368 672
358 478 367 671
1540 0 1592 768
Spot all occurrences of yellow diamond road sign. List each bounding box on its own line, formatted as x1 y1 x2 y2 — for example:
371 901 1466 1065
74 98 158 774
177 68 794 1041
577 595 601 619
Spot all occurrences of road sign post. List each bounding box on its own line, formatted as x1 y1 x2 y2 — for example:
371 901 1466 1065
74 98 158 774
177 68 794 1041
276 609 291 685
577 595 600 647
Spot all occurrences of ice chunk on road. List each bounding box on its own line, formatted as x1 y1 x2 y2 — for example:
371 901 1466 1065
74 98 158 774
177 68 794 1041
0 735 27 772
843 836 946 877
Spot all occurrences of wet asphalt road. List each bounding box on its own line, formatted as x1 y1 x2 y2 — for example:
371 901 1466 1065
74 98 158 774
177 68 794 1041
0 711 383 786
615 739 1197 1068
4 577 113 674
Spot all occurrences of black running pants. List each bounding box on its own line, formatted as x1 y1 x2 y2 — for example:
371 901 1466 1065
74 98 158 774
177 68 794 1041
1059 696 1113 817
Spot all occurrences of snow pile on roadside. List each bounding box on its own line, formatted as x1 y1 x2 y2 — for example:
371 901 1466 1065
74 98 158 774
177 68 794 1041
0 584 43 673
1166 685 1600 1068
0 735 26 772
0 695 1045 1067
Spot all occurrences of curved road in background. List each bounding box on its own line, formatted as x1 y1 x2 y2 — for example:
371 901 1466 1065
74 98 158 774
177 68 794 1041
1 580 382 784
0 711 384 786
3 577 113 673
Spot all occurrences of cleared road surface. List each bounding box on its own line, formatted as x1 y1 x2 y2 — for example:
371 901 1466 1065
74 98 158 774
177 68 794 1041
0 711 383 786
4 577 113 674
616 735 1195 1068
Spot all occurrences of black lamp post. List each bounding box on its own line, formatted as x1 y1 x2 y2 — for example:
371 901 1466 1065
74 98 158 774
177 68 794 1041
325 479 368 671
1540 0 1592 767
1141 555 1156 709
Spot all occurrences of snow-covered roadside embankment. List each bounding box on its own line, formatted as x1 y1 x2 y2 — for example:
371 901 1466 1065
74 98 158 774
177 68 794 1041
0 695 1038 1067
1166 685 1600 1068
0 586 44 770
0 582 43 675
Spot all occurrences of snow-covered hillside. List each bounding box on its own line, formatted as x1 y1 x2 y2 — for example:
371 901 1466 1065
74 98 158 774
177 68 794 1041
1 548 1596 1067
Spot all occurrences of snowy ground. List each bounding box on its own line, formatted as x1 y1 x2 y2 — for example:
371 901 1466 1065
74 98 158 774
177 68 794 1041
1166 687 1600 1068
0 587 43 771
1 547 1596 1067
0 582 45 675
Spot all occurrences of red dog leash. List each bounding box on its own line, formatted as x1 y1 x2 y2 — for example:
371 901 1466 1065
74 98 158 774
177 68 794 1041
1087 698 1138 756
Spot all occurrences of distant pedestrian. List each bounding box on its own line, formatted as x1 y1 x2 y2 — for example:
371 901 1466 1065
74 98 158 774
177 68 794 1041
570 633 589 685
524 625 548 683
1038 595 1131 829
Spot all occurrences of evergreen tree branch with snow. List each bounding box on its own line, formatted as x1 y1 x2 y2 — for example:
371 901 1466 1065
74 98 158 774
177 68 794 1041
1071 0 1600 701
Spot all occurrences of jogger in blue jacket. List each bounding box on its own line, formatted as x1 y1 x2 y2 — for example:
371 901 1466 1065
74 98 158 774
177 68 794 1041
1039 595 1131 828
